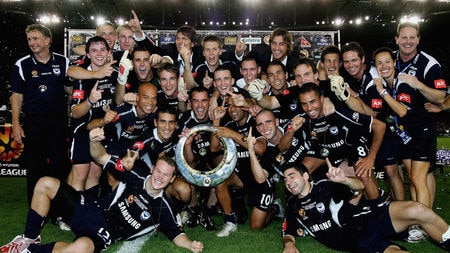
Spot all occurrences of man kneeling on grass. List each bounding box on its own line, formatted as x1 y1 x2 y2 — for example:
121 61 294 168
281 159 450 253
0 127 203 253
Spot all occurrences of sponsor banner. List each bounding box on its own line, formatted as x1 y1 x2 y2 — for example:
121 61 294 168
0 122 25 177
65 28 339 63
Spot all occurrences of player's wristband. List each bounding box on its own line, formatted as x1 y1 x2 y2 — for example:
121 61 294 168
379 89 388 98
87 97 94 106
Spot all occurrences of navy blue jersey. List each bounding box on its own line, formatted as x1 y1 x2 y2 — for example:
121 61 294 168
98 155 184 242
157 90 179 111
306 108 373 166
104 103 155 157
224 115 266 187
178 110 218 170
282 177 367 252
10 52 70 115
137 128 178 166
194 60 241 87
70 74 117 130
279 118 311 168
395 50 447 128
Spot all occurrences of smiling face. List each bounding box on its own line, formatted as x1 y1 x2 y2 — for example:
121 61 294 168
284 167 310 197
227 96 248 125
159 69 179 99
96 24 117 49
86 41 110 70
342 50 365 80
255 111 279 141
395 26 420 60
213 69 234 96
374 51 396 80
136 83 158 116
294 64 318 86
133 50 153 82
322 52 341 76
150 159 176 191
270 35 289 61
154 112 177 142
190 90 210 122
240 59 260 85
26 30 51 56
299 90 324 119
267 64 288 95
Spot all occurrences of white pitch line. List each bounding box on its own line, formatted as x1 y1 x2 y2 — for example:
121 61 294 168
114 233 152 253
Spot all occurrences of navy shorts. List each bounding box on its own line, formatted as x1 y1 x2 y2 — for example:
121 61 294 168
52 183 112 253
69 129 91 164
400 125 436 162
246 180 275 212
358 201 398 253
376 131 400 167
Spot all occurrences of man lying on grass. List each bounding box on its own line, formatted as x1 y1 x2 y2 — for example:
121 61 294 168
0 127 203 253
281 159 450 253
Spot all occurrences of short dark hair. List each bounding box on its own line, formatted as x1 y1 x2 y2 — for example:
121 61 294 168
320 45 341 63
341 41 365 59
132 45 151 59
282 162 309 175
155 106 178 120
372 47 395 62
189 86 210 101
157 62 179 78
267 60 287 74
177 25 197 44
298 82 321 97
85 36 110 54
241 56 260 67
26 24 52 44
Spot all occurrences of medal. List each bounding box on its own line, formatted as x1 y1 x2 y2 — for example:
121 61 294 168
39 84 47 93
386 115 394 123
320 148 329 157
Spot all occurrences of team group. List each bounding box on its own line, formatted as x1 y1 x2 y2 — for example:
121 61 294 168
1 9 450 253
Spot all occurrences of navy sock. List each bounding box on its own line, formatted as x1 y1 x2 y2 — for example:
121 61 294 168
24 209 45 239
225 212 236 224
28 242 56 253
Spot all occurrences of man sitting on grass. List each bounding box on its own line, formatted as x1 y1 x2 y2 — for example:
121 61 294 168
281 159 450 253
0 127 203 253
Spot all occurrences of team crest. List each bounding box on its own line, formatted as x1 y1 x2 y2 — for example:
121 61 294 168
316 202 325 213
52 66 61 76
311 131 317 138
127 126 135 132
329 126 338 135
127 195 135 204
140 211 151 220
292 137 298 146
31 70 38 77
290 103 297 111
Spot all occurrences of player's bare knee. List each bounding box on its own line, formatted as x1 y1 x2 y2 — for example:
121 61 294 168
69 237 95 253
